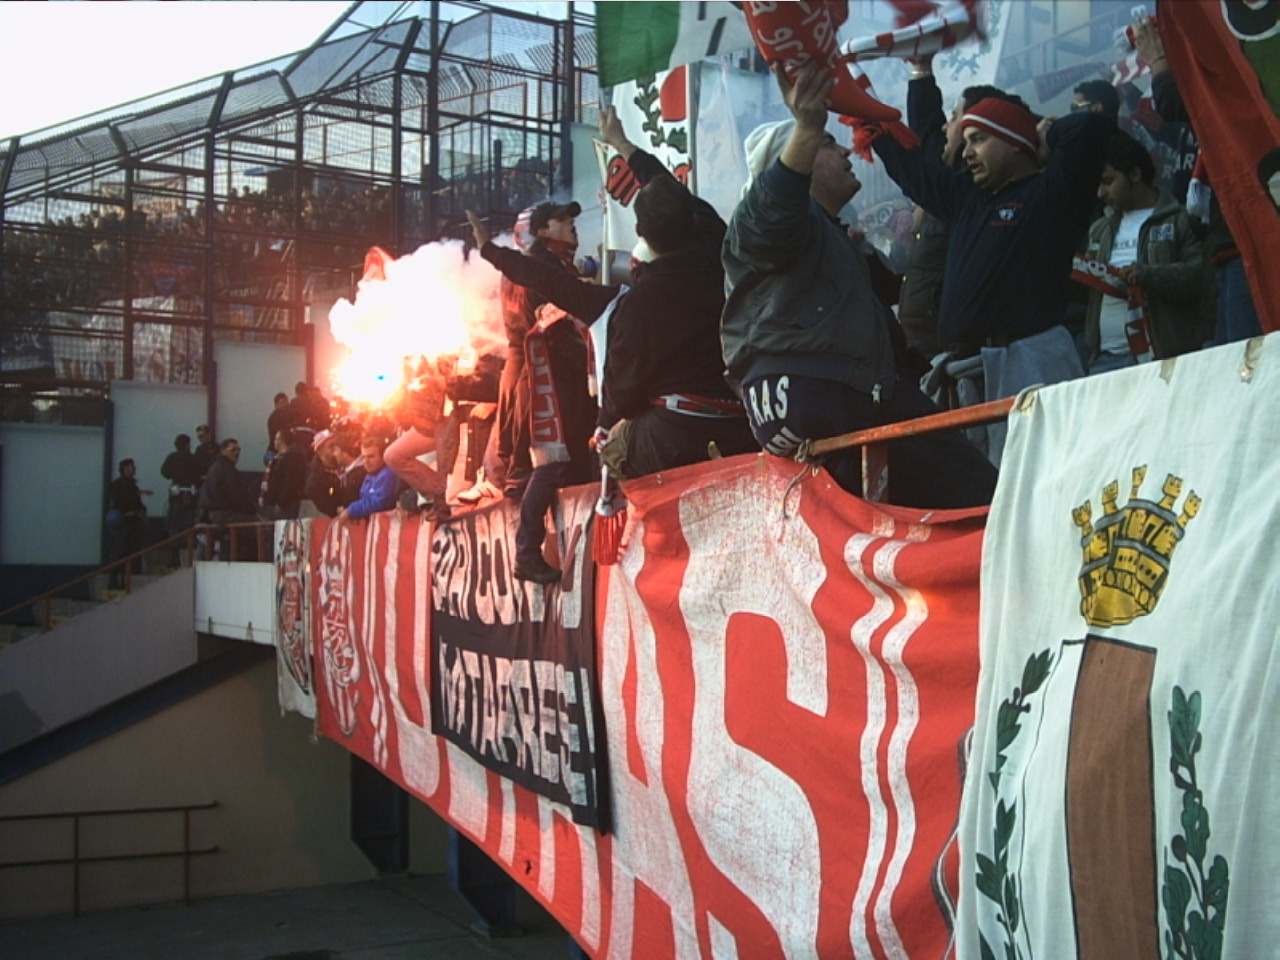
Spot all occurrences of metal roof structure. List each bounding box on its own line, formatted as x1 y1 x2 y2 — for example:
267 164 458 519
0 1 597 397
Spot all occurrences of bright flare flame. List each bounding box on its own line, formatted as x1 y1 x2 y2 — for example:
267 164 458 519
327 239 507 408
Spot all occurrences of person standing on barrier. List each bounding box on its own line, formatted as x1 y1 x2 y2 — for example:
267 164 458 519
722 63 996 509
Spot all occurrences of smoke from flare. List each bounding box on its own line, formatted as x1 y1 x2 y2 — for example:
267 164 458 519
327 239 507 407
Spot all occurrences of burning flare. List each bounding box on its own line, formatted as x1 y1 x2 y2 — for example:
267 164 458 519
327 240 507 409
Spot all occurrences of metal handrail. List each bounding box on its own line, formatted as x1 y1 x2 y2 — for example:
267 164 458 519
808 397 1015 457
0 521 277 631
0 801 219 916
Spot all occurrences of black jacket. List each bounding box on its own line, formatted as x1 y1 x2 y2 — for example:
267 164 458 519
262 449 308 514
1151 69 1234 260
721 159 899 396
482 149 737 431
304 459 365 517
199 456 255 516
873 77 1114 349
161 450 202 488
109 477 145 515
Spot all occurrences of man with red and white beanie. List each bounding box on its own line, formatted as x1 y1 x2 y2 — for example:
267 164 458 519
872 82 1114 361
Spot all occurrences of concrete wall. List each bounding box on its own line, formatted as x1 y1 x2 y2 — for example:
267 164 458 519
110 381 209 520
0 657 448 920
213 341 306 470
194 561 276 645
0 568 198 753
0 423 105 565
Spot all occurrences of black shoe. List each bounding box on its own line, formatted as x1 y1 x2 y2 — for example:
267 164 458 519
514 556 561 584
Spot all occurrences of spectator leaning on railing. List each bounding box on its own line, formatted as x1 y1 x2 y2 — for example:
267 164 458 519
198 438 257 524
721 63 997 509
338 435 399 522
1081 130 1208 375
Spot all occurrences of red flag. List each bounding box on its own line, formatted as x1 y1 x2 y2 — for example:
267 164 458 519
1159 0 1280 334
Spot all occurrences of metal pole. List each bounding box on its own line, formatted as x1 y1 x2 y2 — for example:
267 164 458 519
122 163 135 380
559 3 576 195
391 74 403 254
183 808 191 904
426 1 441 241
72 815 80 916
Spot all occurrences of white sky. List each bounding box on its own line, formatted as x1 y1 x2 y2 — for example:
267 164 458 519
0 1 593 141
0 1 350 141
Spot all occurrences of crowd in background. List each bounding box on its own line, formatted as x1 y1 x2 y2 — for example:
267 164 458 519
101 8 1267 581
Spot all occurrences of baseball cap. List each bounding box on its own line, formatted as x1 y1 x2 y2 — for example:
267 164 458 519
528 200 581 234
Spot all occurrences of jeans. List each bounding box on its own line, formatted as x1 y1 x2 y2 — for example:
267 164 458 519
1087 351 1138 376
385 427 445 498
1214 257 1262 346
515 459 591 565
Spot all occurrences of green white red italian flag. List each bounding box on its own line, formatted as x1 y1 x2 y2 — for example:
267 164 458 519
596 0 755 88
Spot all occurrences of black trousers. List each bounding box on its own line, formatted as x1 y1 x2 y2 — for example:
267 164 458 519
741 372 997 509
515 457 593 566
620 407 758 478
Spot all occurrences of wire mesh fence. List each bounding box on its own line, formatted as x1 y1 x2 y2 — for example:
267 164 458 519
1 2 596 402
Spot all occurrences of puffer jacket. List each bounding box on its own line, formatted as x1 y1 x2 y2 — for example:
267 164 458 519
1082 192 1210 362
721 159 898 398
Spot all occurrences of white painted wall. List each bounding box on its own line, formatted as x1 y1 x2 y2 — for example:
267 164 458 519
213 341 306 470
110 381 209 519
0 423 106 565
194 560 276 645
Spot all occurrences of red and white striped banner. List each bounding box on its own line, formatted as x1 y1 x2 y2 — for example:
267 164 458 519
308 453 986 956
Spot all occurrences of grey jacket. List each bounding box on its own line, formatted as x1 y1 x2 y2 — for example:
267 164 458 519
1082 192 1210 362
721 159 898 397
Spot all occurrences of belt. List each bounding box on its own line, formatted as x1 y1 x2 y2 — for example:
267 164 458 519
651 393 744 419
170 485 197 495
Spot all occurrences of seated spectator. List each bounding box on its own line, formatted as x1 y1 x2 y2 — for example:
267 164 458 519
193 424 219 482
266 392 291 455
722 64 996 508
302 430 365 518
468 105 756 480
198 438 257 524
107 458 150 587
338 435 399 521
259 429 308 519
870 60 1114 359
160 433 201 537
1082 131 1208 374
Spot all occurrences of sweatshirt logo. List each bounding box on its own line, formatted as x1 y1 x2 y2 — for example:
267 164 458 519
992 202 1023 226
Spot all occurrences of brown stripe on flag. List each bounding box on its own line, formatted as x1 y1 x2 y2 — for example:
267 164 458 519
1065 636 1159 958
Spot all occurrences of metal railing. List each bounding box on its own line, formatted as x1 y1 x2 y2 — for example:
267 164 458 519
0 801 219 916
0 520 276 639
807 397 1016 503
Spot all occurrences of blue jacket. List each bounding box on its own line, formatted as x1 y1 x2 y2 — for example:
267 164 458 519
345 465 397 520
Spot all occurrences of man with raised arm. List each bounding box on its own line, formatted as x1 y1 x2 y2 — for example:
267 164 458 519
467 105 754 480
721 64 995 508
870 55 1115 357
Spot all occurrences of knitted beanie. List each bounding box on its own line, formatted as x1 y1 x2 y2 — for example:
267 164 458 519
960 98 1039 158
742 119 796 197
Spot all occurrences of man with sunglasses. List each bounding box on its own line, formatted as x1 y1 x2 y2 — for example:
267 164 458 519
198 437 257 525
